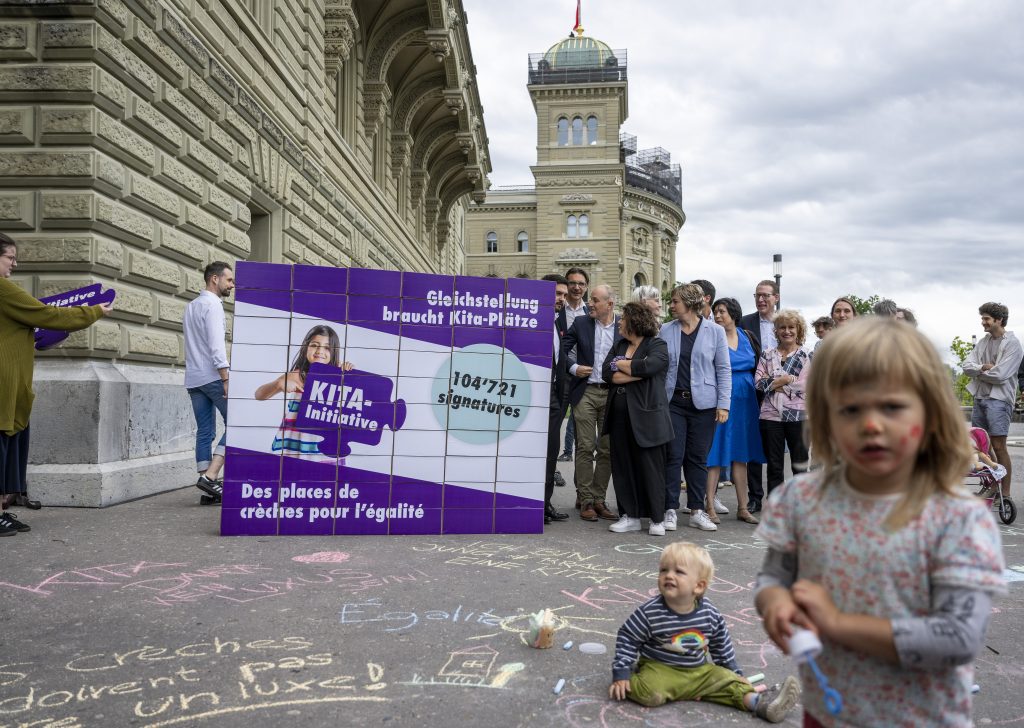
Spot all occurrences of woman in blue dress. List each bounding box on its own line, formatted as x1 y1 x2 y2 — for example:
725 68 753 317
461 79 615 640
705 298 764 524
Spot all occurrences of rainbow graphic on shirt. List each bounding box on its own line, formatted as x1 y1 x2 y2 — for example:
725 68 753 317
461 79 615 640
664 629 708 655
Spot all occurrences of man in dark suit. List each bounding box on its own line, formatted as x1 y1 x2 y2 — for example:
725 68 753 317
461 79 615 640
560 284 621 522
557 268 589 466
557 268 590 477
542 274 570 525
737 279 779 513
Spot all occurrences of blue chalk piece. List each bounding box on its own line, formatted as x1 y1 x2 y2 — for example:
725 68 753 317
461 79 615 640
553 678 565 695
563 641 573 650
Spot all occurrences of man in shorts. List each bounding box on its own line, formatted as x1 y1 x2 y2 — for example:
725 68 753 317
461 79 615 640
963 302 1023 497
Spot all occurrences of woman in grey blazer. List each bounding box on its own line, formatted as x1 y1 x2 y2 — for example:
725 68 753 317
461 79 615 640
601 303 674 535
659 283 732 532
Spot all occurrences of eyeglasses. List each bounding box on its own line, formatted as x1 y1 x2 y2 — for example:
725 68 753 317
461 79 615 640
0 254 15 263
567 282 586 288
754 293 775 300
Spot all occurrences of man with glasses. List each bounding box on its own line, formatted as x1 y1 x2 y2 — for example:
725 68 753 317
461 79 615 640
542 274 571 525
558 268 590 489
737 280 778 513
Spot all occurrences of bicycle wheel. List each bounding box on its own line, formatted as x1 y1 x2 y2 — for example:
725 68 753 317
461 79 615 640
998 496 1016 525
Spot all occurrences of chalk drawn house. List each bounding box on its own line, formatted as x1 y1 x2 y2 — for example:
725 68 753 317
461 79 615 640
439 644 498 682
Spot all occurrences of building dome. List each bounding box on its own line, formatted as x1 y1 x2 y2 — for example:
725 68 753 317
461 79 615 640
543 35 617 69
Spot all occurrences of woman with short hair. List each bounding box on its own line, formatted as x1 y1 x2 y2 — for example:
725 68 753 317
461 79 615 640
630 285 663 319
755 309 811 495
602 303 673 536
659 283 731 532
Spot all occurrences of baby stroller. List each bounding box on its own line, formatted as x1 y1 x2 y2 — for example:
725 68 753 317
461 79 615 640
968 427 1016 525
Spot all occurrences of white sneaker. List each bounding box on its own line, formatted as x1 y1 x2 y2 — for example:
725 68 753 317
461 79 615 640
663 510 678 531
609 515 642 533
649 522 665 536
755 675 801 723
680 505 691 514
713 497 729 514
688 510 718 531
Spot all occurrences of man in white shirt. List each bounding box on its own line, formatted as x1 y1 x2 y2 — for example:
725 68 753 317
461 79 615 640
183 261 234 500
963 301 1024 498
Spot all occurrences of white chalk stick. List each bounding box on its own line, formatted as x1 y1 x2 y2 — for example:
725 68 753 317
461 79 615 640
563 641 573 650
971 684 980 694
553 678 566 695
748 673 765 684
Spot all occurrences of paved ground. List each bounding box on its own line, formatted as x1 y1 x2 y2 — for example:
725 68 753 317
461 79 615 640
2 434 1023 728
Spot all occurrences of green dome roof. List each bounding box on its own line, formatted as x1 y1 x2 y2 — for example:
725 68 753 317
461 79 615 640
543 35 616 69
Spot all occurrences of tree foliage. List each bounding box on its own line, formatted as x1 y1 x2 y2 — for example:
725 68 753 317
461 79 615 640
845 294 881 317
949 335 975 406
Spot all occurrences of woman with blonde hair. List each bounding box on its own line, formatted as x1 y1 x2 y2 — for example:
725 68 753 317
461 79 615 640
755 309 811 495
659 283 731 532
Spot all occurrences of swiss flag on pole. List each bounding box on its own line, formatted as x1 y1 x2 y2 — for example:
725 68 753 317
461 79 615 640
575 0 581 31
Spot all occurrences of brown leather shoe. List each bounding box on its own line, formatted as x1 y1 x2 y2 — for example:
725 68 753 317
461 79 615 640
594 501 618 520
737 509 760 525
580 502 599 521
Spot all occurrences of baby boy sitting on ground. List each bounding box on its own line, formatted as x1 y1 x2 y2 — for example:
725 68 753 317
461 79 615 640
609 541 800 723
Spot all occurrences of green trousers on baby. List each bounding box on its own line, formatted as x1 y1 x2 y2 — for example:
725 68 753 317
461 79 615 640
628 658 754 710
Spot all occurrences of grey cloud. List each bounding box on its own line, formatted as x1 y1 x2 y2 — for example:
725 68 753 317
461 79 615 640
462 0 1023 354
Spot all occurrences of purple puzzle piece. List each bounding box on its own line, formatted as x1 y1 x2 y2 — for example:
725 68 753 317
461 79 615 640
35 283 117 350
293 363 407 459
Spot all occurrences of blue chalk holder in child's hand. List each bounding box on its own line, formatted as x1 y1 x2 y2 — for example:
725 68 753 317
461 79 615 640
789 628 843 716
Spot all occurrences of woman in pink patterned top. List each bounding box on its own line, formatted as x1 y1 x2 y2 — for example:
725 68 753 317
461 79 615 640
755 309 811 496
754 317 1005 728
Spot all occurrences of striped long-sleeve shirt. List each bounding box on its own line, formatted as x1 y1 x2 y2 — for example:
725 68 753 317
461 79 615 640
612 595 741 681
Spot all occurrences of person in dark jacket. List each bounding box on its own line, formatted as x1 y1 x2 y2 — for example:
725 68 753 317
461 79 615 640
602 303 674 536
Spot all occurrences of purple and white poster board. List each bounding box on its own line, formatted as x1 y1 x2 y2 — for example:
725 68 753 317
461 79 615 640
222 262 553 536
34 283 116 350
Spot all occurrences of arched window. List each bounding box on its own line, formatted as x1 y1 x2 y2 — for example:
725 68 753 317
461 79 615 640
578 213 589 237
516 231 529 253
633 272 646 289
556 117 568 146
485 231 497 253
586 115 598 145
571 116 583 145
566 215 577 238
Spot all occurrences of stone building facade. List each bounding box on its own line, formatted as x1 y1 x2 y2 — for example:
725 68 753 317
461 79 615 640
0 0 490 505
465 30 683 298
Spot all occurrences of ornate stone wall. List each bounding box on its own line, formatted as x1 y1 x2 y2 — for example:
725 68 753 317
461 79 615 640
0 0 489 505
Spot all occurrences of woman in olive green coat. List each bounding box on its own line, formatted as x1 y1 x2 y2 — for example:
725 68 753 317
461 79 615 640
0 233 112 535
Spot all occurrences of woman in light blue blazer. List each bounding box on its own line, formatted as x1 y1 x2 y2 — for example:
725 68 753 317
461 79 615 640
658 283 731 532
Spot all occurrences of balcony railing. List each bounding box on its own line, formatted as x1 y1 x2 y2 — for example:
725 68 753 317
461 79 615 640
527 50 628 85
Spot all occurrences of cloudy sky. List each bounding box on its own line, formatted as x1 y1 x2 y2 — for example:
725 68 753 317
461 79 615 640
461 0 1023 359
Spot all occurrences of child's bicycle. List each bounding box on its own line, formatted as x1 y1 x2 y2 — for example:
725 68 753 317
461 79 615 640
968 427 1016 525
